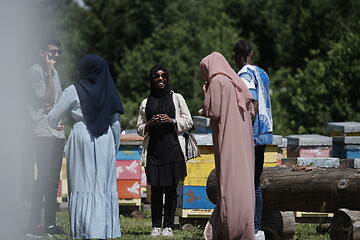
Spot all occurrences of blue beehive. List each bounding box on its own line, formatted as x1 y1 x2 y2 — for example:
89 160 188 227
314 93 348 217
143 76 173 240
332 136 360 159
177 185 215 209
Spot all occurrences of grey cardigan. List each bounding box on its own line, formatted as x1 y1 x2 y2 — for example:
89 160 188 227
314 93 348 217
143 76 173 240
136 92 193 166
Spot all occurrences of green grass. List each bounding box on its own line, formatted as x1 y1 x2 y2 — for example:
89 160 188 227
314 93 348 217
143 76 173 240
294 223 330 240
41 210 204 240
29 210 330 239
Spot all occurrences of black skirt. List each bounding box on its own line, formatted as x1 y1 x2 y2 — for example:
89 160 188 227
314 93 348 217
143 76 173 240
145 160 187 187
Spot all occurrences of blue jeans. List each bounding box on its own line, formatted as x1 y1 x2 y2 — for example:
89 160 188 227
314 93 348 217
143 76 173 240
254 145 266 232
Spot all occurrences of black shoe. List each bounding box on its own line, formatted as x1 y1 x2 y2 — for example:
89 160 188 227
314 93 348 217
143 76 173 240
45 225 67 235
27 225 50 238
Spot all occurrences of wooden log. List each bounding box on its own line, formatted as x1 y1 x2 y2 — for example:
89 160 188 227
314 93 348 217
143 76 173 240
330 208 360 240
206 167 360 212
262 211 295 240
261 167 360 212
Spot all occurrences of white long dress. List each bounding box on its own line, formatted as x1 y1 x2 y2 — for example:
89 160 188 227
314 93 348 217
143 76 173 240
48 85 121 239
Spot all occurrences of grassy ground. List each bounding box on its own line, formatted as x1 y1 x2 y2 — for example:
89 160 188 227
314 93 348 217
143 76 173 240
26 210 330 239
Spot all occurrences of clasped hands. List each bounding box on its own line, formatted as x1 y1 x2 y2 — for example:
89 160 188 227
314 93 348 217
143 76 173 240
149 114 172 126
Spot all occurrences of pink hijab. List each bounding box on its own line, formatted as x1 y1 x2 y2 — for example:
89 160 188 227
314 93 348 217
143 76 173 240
200 52 252 112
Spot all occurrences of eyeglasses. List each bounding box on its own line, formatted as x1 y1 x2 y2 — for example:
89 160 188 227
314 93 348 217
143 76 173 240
47 49 63 55
153 73 168 79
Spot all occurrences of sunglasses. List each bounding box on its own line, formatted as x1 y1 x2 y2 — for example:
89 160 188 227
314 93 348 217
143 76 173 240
153 73 168 79
47 49 63 55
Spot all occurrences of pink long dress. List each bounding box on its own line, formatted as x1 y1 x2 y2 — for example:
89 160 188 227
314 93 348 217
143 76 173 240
200 52 255 240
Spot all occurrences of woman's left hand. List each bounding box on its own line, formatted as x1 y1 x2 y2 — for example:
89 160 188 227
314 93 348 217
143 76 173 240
158 114 173 124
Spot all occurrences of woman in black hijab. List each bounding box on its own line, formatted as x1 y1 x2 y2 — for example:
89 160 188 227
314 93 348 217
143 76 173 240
137 65 193 237
48 54 123 239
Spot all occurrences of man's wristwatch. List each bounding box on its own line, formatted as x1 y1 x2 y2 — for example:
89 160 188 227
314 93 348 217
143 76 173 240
172 118 177 125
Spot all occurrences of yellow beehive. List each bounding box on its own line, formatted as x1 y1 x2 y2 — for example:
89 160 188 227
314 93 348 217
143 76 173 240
263 162 278 167
264 145 277 163
198 145 214 154
191 154 215 163
184 161 215 186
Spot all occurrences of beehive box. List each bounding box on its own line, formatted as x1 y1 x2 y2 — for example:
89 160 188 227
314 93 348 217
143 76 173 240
177 185 215 209
117 179 141 199
183 161 214 186
281 157 340 168
264 135 281 167
116 145 141 160
117 134 143 201
277 137 288 165
327 121 360 136
193 116 211 134
177 134 216 217
355 159 360 168
287 134 332 158
116 160 141 179
176 208 213 218
332 136 360 159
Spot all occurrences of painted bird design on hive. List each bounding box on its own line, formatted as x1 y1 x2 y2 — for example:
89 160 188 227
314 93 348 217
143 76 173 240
127 181 140 195
125 161 139 174
186 189 200 203
116 166 124 179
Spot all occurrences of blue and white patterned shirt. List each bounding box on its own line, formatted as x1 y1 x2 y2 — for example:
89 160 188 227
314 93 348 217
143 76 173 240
238 64 273 145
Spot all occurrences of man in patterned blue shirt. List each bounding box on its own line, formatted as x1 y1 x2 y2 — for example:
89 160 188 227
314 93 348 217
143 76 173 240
233 40 273 240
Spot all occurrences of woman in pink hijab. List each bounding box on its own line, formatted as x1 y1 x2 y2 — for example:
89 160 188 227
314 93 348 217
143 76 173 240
200 52 255 240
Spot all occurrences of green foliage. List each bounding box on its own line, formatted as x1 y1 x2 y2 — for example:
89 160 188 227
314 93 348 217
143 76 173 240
279 31 360 134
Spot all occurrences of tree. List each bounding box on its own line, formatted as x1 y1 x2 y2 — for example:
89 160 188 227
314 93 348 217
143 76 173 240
279 31 360 134
116 0 240 129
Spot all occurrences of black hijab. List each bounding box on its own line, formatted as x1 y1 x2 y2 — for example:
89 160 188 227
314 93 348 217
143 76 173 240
74 54 124 138
145 64 174 121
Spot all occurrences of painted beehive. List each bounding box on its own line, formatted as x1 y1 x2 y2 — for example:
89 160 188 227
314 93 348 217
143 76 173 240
332 136 360 159
277 137 288 165
116 145 141 160
327 121 360 136
117 134 143 200
117 179 141 199
183 160 214 186
177 133 215 216
193 116 211 134
116 160 141 180
281 157 340 168
177 185 215 209
264 135 282 167
287 134 332 158
183 134 215 186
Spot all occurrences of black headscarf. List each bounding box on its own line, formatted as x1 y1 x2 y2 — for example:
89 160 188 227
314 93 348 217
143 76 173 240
74 54 124 138
145 64 174 121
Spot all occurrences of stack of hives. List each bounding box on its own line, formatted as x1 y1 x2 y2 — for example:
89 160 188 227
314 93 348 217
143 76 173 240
176 133 216 219
328 122 360 168
116 133 144 209
281 134 339 168
280 134 339 219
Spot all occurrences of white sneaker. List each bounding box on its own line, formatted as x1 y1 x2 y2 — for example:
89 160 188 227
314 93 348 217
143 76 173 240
255 230 265 240
150 227 162 236
161 227 174 237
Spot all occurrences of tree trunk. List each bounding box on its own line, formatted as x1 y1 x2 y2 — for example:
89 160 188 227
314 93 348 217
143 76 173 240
330 208 360 240
206 167 360 212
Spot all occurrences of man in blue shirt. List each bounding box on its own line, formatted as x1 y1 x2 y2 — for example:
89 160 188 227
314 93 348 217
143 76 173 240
233 40 273 240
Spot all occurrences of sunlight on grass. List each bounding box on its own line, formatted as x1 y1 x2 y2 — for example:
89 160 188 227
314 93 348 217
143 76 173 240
37 211 331 240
